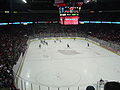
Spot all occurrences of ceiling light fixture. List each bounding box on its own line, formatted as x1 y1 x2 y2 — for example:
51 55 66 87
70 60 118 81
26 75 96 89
22 0 27 3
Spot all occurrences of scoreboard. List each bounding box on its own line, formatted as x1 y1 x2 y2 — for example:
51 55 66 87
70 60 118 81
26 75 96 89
59 6 80 25
58 2 83 25
59 6 81 15
59 7 80 25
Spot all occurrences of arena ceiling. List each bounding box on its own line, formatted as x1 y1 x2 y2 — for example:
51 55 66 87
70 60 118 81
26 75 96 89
0 0 120 12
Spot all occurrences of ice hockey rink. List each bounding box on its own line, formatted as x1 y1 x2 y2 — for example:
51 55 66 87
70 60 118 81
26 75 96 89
17 37 120 90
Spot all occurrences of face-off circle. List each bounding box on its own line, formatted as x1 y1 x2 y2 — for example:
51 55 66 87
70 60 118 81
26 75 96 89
35 67 81 87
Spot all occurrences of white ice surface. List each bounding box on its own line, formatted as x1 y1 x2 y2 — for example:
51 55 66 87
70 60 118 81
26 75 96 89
18 38 120 90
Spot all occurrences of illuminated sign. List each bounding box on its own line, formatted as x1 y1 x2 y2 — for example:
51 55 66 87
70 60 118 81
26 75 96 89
60 16 79 25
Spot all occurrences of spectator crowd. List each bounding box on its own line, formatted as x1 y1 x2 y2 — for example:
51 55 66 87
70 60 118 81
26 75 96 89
0 26 28 90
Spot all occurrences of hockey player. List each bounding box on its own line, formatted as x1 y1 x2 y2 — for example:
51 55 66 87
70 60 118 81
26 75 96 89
74 38 76 40
43 40 46 43
87 43 89 47
67 44 70 48
46 42 48 45
40 40 43 43
60 40 61 42
39 44 41 48
99 78 104 86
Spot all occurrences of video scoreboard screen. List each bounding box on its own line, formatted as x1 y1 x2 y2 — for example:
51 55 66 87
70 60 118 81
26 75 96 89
59 6 80 25
59 6 81 15
58 2 83 25
60 16 79 25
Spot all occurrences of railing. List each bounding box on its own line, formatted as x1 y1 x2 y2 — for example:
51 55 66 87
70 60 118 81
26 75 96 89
14 75 92 90
14 74 120 90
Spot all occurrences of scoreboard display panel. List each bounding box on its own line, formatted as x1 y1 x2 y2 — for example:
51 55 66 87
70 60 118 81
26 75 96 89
58 2 83 25
59 6 80 25
64 7 80 13
60 16 79 25
59 6 81 14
